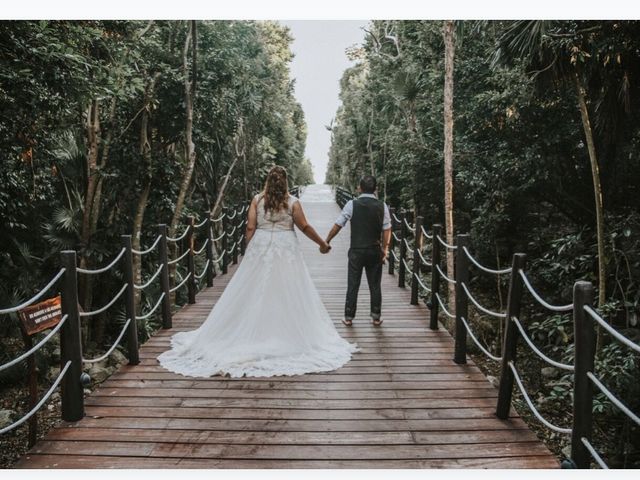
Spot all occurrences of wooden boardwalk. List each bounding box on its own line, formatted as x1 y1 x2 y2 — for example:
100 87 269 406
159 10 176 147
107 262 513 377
16 186 558 468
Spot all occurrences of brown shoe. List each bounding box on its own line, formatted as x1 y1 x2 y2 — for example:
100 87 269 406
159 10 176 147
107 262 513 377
342 317 353 326
372 318 383 326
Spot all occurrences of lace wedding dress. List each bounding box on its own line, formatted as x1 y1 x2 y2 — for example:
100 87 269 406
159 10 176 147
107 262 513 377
157 194 358 378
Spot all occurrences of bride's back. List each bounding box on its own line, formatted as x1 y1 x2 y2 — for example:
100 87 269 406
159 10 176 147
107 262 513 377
255 193 296 231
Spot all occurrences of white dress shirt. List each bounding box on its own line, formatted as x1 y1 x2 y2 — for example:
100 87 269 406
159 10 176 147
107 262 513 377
335 193 392 230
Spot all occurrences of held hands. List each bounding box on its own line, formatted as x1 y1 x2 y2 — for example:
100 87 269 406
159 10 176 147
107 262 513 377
319 240 332 254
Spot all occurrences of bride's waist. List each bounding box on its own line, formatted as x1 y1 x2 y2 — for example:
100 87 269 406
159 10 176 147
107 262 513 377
255 227 295 232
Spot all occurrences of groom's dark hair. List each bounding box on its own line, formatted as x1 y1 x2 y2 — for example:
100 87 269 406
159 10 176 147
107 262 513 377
359 176 377 194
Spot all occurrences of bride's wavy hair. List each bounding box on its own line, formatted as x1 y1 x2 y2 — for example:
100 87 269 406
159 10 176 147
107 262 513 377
262 165 289 214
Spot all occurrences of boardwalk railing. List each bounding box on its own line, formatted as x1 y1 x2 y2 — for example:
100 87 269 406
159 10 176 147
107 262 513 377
334 185 640 469
0 201 250 440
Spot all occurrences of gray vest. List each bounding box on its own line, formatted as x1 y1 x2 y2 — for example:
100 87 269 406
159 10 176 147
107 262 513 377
350 196 384 249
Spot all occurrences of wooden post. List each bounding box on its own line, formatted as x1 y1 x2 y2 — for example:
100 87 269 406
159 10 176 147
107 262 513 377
453 234 470 364
205 215 214 288
59 250 84 422
157 224 172 329
398 210 408 288
240 201 248 256
121 235 140 365
232 204 239 265
388 207 396 275
410 216 424 305
21 332 37 446
571 281 596 468
429 224 443 330
186 217 196 304
496 253 527 418
221 208 229 274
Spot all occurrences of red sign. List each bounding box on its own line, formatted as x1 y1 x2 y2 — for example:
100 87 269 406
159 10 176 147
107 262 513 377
19 296 62 336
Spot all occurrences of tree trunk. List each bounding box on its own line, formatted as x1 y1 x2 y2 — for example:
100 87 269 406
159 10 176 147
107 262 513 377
79 100 100 347
211 122 243 217
169 20 197 237
574 72 606 347
443 20 456 307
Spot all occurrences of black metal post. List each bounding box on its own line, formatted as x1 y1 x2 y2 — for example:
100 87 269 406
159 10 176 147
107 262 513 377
453 234 471 364
388 207 396 275
59 250 84 422
157 224 173 329
496 253 527 418
186 217 196 304
410 216 424 305
205 215 214 288
398 210 408 288
571 281 596 468
429 224 443 330
121 235 140 365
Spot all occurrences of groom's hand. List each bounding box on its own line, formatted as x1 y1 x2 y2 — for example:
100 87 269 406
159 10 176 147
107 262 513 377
380 247 389 264
319 243 331 254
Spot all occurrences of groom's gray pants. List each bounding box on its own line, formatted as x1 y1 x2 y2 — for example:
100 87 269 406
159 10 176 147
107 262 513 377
345 247 383 320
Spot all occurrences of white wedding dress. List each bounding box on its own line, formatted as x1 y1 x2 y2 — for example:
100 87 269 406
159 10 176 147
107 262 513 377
157 193 358 378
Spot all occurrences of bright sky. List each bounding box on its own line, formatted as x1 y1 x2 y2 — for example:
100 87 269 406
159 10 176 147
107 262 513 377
280 21 368 184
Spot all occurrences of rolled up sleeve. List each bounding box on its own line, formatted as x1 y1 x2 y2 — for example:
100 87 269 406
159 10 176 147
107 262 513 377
382 203 391 230
335 200 353 227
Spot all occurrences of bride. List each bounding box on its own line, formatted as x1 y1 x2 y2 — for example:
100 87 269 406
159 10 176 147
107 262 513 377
158 166 358 378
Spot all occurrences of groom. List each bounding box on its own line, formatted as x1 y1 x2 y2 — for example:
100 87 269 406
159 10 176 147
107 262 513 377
325 176 392 326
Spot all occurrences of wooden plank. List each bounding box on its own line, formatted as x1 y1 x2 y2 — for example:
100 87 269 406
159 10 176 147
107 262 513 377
16 454 560 468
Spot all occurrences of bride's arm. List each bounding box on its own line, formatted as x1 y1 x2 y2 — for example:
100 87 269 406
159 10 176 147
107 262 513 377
245 198 258 245
292 202 331 253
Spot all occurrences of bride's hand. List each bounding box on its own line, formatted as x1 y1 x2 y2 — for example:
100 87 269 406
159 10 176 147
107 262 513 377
319 242 331 254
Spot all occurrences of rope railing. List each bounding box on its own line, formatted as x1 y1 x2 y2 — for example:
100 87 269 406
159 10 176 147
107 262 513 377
212 231 226 243
392 232 401 242
211 213 226 223
0 268 65 315
391 213 401 224
436 234 457 250
136 292 166 321
519 270 573 312
403 218 415 232
194 239 209 256
587 372 640 427
167 248 190 266
0 361 71 435
194 217 208 229
402 258 412 273
195 260 211 280
511 316 574 371
0 315 68 373
390 250 399 262
403 238 412 251
166 225 191 243
435 293 455 318
169 272 192 293
508 361 572 434
581 437 609 469
413 273 431 293
82 318 131 364
462 246 512 275
226 225 238 237
77 248 126 275
436 264 456 285
132 235 162 256
78 284 128 318
226 209 238 220
460 282 506 319
584 306 640 354
421 225 433 240
212 250 226 264
134 264 163 291
460 316 502 362
416 248 432 267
